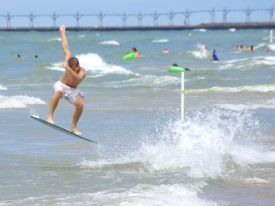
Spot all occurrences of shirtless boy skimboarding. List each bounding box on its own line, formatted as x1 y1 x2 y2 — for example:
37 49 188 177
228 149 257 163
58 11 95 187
47 25 86 135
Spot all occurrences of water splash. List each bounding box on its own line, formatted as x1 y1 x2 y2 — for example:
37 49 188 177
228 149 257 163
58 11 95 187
81 109 273 180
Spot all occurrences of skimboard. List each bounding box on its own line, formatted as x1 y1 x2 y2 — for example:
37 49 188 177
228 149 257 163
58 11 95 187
30 115 97 143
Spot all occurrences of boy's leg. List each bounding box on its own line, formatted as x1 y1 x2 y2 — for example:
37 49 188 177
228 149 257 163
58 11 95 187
47 91 63 123
71 95 84 134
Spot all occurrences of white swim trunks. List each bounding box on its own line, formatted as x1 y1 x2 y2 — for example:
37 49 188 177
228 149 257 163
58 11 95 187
53 81 84 104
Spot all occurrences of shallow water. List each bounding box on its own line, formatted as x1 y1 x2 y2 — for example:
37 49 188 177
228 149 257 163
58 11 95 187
0 29 275 205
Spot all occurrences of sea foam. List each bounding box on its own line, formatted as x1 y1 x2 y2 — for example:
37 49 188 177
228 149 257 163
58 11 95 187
193 29 207 32
228 28 236 32
268 44 275 51
80 109 269 179
104 75 180 88
0 85 7 91
0 184 219 206
187 83 275 94
219 56 275 71
99 40 120 46
216 99 275 111
152 39 169 43
47 37 61 42
244 177 270 184
190 44 209 59
0 95 45 109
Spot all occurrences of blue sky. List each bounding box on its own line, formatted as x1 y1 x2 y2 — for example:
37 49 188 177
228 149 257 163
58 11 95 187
0 0 274 27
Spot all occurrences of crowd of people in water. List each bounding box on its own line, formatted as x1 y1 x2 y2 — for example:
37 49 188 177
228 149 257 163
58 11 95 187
16 41 273 63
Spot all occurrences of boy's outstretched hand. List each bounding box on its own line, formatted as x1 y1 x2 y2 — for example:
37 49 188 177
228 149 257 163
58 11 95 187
60 24 66 33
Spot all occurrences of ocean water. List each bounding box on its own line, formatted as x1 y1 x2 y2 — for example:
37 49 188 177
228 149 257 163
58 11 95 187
0 29 275 205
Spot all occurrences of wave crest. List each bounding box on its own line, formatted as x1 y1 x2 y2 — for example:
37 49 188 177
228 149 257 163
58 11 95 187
0 95 45 109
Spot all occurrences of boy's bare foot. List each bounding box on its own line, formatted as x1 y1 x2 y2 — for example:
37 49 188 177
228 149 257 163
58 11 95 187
47 116 54 124
71 128 82 135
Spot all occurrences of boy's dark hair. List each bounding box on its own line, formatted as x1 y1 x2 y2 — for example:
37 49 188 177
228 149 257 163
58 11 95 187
68 57 79 68
132 47 137 52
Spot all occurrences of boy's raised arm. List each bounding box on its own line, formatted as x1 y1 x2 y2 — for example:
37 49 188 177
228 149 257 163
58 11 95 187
60 25 71 62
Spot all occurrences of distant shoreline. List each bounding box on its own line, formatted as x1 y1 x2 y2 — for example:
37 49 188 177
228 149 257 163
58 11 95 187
1 22 275 32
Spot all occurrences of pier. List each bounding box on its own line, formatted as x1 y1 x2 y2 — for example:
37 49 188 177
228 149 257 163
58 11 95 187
0 7 275 31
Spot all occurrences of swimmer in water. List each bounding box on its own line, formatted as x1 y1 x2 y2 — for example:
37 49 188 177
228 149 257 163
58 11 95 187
249 45 254 52
212 49 219 61
132 47 141 58
162 48 169 54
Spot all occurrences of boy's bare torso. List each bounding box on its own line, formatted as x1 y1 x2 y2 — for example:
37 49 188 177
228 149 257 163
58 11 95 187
60 67 85 88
